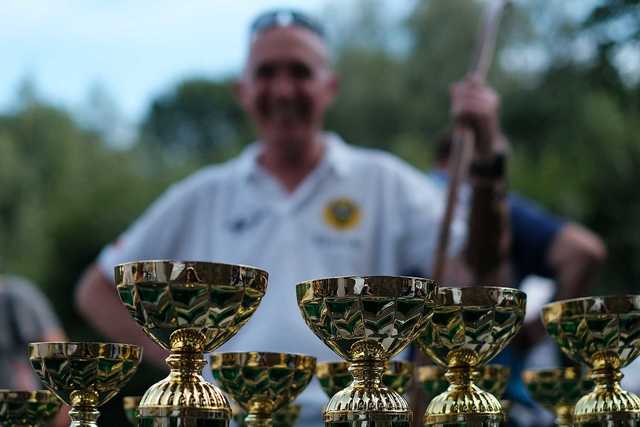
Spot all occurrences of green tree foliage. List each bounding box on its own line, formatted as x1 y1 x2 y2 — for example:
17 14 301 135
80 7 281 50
141 78 252 165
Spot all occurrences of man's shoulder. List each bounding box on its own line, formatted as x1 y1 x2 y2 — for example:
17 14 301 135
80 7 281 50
340 142 439 193
340 142 425 179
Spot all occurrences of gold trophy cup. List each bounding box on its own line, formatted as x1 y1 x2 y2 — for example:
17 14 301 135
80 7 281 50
542 295 640 425
28 342 142 427
416 286 526 426
210 352 315 427
123 396 142 426
0 390 61 427
522 367 594 427
116 260 268 426
297 276 437 427
316 361 415 398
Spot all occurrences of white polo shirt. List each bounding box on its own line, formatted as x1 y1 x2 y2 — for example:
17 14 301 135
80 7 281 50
98 133 465 424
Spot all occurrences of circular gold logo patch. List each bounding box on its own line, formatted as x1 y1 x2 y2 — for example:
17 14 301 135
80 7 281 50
324 198 361 230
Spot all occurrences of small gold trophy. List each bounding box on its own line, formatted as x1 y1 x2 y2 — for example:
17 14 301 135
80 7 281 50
123 396 142 426
316 361 415 398
416 286 526 426
210 352 316 427
542 295 640 425
297 276 437 427
0 390 61 427
522 367 594 427
28 342 142 427
116 260 268 426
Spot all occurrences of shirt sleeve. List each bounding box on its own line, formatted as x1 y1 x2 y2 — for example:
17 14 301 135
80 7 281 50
97 180 196 281
6 277 62 341
509 193 565 280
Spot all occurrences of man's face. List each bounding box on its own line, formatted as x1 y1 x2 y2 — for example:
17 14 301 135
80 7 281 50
237 26 337 150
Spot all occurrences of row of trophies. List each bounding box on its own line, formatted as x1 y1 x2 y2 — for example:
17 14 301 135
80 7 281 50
0 260 638 426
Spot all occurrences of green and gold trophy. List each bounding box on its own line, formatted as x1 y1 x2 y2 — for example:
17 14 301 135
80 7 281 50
28 342 142 427
297 276 437 427
542 295 640 425
316 361 415 398
522 367 594 427
0 390 61 426
116 260 268 426
416 287 526 426
123 396 142 426
210 352 315 427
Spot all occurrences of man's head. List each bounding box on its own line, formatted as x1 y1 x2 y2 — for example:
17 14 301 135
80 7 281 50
235 9 338 154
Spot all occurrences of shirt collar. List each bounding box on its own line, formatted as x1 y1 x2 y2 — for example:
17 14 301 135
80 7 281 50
235 132 351 182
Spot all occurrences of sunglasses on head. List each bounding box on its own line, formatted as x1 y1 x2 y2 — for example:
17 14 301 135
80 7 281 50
250 9 326 39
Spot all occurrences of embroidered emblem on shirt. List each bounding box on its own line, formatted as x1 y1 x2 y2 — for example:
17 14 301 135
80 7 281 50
323 198 361 231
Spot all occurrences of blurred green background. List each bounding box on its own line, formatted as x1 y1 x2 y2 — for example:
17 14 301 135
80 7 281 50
1 0 638 423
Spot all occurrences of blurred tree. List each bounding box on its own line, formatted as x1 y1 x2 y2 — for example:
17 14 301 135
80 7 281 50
140 78 251 165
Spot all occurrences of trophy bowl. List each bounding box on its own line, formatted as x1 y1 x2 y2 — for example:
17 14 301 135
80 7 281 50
316 361 415 398
297 276 437 426
0 390 61 427
123 396 142 426
542 295 640 425
28 342 142 427
417 364 510 404
522 367 594 427
116 260 268 425
210 352 315 427
415 286 526 426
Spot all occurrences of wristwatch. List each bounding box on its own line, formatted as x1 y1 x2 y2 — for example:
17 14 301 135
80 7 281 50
469 152 506 180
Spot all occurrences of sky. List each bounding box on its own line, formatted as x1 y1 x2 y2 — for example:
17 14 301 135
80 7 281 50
0 1 338 121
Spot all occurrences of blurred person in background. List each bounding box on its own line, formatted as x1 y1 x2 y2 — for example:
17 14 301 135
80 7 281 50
429 82 607 425
0 268 69 426
75 8 512 426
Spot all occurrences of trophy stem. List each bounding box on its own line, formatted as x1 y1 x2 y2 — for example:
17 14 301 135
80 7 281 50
555 404 573 427
69 390 100 427
245 412 273 427
68 407 100 427
243 398 274 427
348 357 385 389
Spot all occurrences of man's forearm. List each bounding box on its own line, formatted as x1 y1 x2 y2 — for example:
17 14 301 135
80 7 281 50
550 224 607 301
465 171 510 284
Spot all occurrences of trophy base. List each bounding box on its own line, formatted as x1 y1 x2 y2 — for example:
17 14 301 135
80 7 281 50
139 417 228 427
138 374 230 427
424 384 502 427
324 384 411 427
574 386 640 426
325 411 410 427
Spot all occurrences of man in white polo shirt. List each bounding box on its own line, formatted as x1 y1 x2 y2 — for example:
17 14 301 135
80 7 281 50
75 8 510 425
